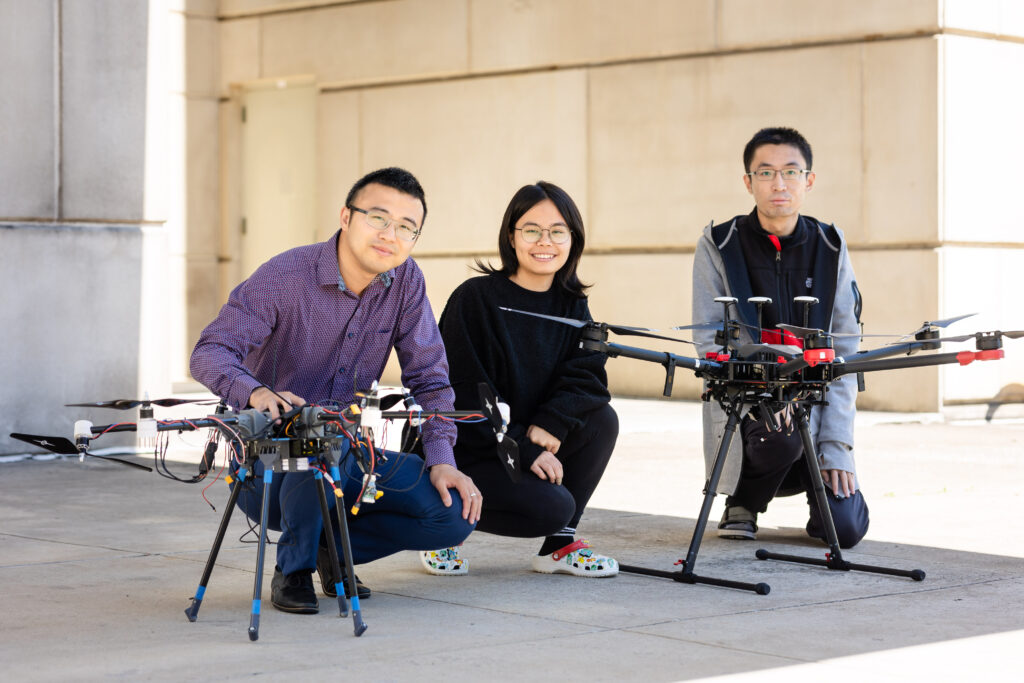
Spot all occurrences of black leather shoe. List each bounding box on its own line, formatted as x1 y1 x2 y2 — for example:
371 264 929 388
316 546 371 599
270 567 318 614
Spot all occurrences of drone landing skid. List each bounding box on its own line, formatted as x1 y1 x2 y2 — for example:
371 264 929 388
619 403 770 595
620 400 925 594
754 404 925 582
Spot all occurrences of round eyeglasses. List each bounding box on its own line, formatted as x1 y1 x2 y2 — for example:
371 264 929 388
515 226 571 244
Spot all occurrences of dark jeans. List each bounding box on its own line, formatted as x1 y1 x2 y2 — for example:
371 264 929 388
727 414 869 548
460 403 619 539
233 441 474 575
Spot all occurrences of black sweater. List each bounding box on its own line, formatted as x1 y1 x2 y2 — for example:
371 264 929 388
438 274 610 469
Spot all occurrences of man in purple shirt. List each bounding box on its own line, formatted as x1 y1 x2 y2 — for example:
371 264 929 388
191 167 481 614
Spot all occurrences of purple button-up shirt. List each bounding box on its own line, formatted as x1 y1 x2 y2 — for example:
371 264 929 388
190 231 457 467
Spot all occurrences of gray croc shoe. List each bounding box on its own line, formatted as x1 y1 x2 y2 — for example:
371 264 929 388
718 505 758 540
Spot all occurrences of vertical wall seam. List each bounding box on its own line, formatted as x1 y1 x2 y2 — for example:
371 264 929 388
584 68 592 243
465 0 472 73
54 0 62 220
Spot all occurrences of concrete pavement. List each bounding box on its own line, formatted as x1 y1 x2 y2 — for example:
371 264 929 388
1 397 1022 681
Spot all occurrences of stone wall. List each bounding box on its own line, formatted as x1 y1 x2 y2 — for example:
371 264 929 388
211 0 1024 410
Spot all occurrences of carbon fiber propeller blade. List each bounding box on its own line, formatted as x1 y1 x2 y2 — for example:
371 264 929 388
927 330 1024 343
776 323 894 339
10 433 79 455
499 307 692 344
65 398 218 410
9 433 153 471
899 313 977 340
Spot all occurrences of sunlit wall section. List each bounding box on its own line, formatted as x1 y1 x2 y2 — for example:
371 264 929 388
209 0 1024 411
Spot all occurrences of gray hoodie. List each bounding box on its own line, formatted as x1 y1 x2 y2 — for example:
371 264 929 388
691 217 861 495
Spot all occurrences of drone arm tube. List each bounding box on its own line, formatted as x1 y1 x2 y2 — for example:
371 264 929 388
846 341 930 363
601 341 715 374
833 350 990 377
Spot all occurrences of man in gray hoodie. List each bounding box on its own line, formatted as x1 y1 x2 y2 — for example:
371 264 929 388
691 127 868 548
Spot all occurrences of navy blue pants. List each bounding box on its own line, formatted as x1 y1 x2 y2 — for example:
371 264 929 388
233 442 475 575
728 414 870 548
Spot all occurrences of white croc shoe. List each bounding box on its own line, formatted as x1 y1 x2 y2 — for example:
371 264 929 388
530 539 618 578
420 546 468 576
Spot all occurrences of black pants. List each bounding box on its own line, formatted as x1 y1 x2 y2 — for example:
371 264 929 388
727 414 870 548
460 403 619 539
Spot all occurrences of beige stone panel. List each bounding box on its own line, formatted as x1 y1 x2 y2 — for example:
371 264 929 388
219 17 260 93
580 253 704 400
589 45 862 250
219 0 357 18
850 248 941 411
361 70 588 255
862 38 939 246
718 0 939 49
179 1 218 18
185 98 220 255
470 0 715 72
186 255 222 355
261 0 468 86
940 247 1024 402
941 36 1024 244
185 15 219 98
943 0 1024 38
218 99 245 299
316 90 361 243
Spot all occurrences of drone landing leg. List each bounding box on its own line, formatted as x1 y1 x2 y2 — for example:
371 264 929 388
247 467 275 642
329 463 367 637
184 464 248 622
314 471 349 620
621 406 771 595
755 406 925 582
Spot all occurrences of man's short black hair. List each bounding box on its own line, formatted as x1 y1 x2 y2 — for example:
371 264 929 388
743 127 813 172
345 167 428 226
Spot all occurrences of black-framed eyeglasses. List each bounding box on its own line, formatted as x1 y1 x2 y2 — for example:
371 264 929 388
347 205 421 242
514 226 571 244
746 168 811 183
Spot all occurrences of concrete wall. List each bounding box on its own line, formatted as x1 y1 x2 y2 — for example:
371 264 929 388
209 0 1024 412
0 0 218 453
4 0 1021 454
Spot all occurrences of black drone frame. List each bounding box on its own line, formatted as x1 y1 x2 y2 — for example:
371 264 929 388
505 304 1011 595
14 388 509 642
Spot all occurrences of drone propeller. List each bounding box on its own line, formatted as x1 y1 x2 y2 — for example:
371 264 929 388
9 433 153 471
499 307 692 344
899 313 977 340
65 398 219 410
671 322 725 332
775 323 894 339
476 383 521 483
927 330 1024 344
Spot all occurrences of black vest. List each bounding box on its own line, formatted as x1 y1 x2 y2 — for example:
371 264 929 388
710 210 842 333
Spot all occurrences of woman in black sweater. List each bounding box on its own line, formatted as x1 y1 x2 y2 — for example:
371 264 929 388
421 181 620 577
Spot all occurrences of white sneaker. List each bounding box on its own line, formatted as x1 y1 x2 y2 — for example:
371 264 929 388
530 539 618 578
420 546 468 576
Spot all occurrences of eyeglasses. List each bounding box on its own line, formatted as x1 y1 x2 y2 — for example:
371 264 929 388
515 226 571 244
747 168 811 183
347 205 421 241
